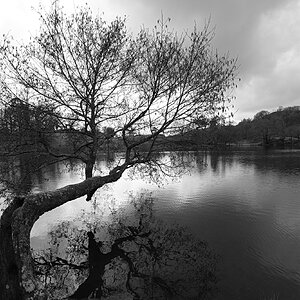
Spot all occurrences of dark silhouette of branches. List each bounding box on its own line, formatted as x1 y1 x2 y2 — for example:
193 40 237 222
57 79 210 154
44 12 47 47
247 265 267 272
32 195 218 299
0 3 235 299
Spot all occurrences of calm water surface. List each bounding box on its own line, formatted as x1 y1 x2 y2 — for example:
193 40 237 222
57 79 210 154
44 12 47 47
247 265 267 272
30 150 300 299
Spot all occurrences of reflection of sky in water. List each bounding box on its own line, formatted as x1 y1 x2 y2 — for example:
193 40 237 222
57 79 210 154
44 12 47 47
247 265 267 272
29 150 300 299
30 161 158 237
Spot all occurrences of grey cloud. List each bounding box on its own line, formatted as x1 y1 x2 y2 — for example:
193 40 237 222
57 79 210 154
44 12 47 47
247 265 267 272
113 0 300 120
110 0 295 75
42 0 300 120
6 0 299 121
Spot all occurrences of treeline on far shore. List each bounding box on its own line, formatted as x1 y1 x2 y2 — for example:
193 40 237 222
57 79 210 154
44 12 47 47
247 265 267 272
174 106 300 150
1 99 300 157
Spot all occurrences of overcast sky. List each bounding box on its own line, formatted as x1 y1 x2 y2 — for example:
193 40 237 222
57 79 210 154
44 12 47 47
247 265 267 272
1 0 300 122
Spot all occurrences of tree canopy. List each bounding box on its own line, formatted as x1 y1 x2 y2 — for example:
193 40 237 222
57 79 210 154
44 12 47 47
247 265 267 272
0 3 237 299
1 5 237 179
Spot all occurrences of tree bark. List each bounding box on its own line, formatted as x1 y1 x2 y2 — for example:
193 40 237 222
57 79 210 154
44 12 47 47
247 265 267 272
85 155 97 201
0 165 126 299
0 197 26 300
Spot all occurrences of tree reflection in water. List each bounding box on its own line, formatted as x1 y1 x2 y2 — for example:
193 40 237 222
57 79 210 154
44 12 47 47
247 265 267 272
32 194 218 299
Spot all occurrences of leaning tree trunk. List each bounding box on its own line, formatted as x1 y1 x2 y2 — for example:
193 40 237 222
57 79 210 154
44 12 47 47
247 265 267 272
85 154 98 201
0 165 126 299
0 197 26 299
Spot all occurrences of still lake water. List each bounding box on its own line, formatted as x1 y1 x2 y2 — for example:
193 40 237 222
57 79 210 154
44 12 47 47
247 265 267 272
30 150 300 299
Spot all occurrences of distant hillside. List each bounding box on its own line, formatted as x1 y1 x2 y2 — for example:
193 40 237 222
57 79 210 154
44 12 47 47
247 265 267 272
171 106 300 149
234 106 300 145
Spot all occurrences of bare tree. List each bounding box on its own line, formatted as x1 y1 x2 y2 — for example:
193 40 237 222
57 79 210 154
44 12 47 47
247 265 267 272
0 3 237 299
